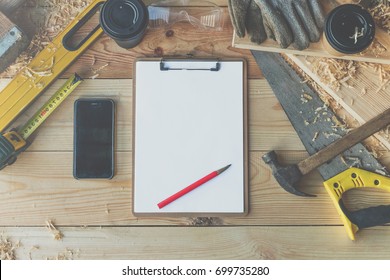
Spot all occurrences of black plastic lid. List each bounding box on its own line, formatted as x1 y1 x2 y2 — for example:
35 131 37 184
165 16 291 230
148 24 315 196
324 4 375 54
100 0 148 40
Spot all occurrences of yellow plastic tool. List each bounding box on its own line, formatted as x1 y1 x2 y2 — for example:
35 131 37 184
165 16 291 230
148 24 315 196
0 0 105 132
0 74 83 170
324 167 390 240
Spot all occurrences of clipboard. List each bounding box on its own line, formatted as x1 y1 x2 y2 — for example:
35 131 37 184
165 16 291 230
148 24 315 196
132 57 248 216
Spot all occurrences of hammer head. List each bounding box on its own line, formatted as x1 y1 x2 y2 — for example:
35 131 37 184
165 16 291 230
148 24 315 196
262 150 315 197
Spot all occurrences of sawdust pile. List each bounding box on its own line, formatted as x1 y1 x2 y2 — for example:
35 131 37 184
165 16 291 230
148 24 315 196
310 58 358 92
311 58 389 93
0 237 20 260
369 2 390 33
3 0 92 77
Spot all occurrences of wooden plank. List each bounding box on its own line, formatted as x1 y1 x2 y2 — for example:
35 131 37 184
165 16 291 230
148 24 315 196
3 226 390 259
232 1 390 65
287 54 390 150
1 6 263 79
2 150 390 226
0 79 304 152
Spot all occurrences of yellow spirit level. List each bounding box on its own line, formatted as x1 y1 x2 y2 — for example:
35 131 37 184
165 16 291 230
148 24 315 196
0 0 105 133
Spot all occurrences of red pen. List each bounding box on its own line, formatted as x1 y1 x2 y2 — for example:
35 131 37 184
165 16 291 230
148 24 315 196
157 164 231 209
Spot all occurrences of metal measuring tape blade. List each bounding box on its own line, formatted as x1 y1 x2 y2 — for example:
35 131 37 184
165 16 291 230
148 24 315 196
0 0 105 133
0 74 83 170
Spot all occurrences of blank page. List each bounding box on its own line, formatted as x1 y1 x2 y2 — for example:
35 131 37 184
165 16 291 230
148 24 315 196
133 59 247 214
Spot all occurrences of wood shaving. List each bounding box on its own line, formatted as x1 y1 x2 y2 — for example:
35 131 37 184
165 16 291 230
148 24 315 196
57 248 78 260
0 237 19 260
344 156 362 168
340 155 347 166
29 245 40 260
310 58 358 92
361 61 390 92
45 220 63 240
375 169 387 176
25 57 55 77
323 132 342 139
349 27 365 44
189 217 223 225
312 132 319 142
89 63 109 79
361 39 387 57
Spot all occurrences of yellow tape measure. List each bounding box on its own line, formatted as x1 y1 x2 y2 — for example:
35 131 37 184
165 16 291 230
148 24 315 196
0 74 82 170
19 74 83 140
0 0 105 133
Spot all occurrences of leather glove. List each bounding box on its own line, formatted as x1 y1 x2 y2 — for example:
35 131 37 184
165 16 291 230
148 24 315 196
228 0 267 44
254 0 325 50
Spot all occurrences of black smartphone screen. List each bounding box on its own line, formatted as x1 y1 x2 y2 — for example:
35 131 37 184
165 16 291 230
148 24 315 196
73 99 114 179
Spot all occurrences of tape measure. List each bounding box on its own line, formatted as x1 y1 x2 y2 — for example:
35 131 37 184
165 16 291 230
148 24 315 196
19 73 83 139
0 0 106 133
0 74 82 170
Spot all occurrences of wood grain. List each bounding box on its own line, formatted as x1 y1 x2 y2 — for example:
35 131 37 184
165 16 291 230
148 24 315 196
1 150 390 226
2 0 390 260
233 1 390 64
4 226 390 260
298 107 390 175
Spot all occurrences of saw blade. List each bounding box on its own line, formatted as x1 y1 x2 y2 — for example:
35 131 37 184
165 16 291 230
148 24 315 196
252 51 388 180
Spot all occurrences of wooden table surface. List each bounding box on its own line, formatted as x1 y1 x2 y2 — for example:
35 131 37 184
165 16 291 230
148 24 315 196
1 0 390 260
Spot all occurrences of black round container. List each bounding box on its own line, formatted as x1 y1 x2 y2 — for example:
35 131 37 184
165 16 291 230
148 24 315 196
323 4 375 55
100 0 149 49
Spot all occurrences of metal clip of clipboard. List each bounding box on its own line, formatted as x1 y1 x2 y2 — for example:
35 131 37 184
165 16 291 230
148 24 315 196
160 58 221 71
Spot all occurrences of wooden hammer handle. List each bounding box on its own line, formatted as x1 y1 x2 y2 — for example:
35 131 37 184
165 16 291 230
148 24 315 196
297 107 390 175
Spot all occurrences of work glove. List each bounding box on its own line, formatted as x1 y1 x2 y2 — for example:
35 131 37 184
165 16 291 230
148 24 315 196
228 0 325 50
254 0 326 50
228 0 267 44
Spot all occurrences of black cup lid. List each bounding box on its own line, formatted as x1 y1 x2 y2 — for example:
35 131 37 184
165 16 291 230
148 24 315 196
100 0 148 40
325 4 375 54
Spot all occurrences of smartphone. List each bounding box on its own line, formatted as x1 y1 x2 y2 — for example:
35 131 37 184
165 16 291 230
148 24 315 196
73 98 115 179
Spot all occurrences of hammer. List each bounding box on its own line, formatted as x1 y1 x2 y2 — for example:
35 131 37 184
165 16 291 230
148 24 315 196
263 107 390 197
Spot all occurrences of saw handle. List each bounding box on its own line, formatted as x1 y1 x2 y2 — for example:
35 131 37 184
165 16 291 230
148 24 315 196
323 167 390 240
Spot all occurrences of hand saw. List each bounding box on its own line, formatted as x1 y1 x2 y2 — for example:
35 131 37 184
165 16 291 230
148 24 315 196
0 0 106 133
252 51 390 240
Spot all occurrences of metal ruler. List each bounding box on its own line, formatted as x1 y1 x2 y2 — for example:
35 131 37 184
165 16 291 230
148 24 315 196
0 74 82 170
0 0 106 133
